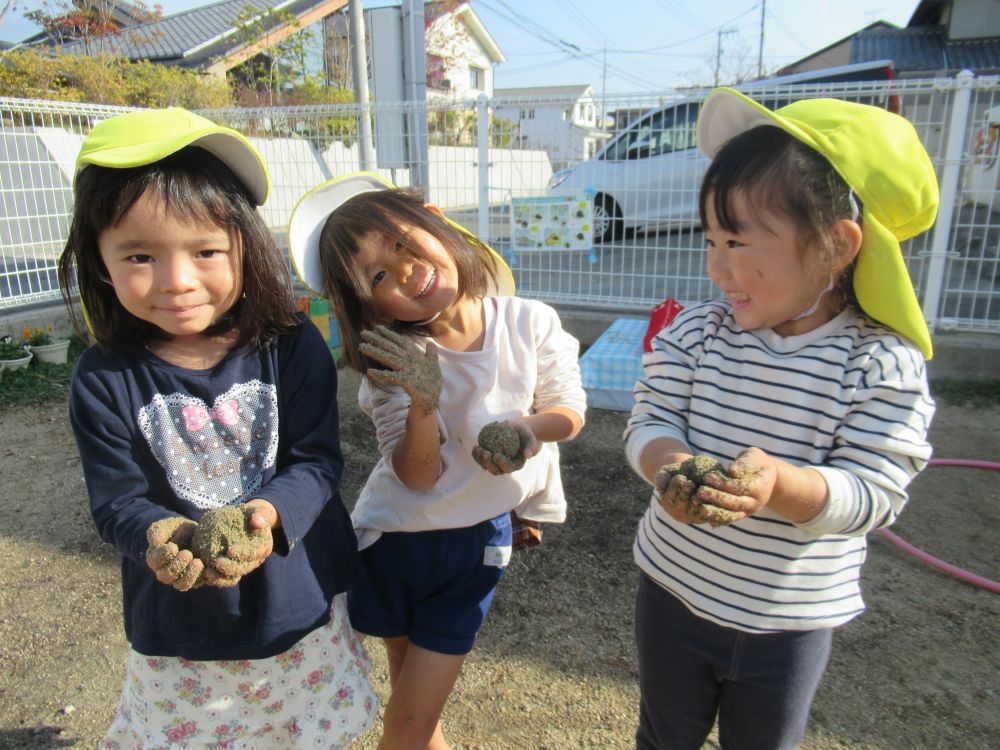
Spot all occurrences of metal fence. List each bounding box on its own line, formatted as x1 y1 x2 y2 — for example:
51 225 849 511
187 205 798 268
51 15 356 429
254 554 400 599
2 72 999 335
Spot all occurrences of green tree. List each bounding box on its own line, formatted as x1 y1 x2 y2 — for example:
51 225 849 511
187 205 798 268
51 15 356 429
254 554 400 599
227 3 319 107
0 48 231 108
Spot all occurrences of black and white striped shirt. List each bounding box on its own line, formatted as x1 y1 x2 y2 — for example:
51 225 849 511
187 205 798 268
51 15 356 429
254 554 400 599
624 300 935 633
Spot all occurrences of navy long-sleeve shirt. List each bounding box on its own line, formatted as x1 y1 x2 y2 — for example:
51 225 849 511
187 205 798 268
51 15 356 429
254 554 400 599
69 317 362 660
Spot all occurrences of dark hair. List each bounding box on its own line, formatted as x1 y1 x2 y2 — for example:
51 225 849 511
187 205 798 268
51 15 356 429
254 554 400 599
699 125 860 305
317 187 501 373
58 146 298 350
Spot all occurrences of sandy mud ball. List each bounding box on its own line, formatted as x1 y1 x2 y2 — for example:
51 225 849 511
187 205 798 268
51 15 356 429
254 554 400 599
191 505 269 584
477 421 527 470
657 454 746 527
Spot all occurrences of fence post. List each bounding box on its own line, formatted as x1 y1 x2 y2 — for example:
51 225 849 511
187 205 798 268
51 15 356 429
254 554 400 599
477 93 490 242
921 69 975 330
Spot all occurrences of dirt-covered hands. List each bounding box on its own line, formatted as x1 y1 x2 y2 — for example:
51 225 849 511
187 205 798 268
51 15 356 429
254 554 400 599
360 325 442 415
653 460 705 525
193 504 274 586
698 447 775 518
146 516 203 591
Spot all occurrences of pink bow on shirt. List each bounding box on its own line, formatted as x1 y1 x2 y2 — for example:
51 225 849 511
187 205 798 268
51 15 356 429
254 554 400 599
182 400 240 432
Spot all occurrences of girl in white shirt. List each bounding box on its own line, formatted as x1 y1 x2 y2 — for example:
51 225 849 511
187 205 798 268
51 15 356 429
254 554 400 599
288 172 586 750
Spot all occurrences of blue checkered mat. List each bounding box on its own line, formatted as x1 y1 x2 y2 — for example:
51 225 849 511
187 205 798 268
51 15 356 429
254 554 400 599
580 317 646 411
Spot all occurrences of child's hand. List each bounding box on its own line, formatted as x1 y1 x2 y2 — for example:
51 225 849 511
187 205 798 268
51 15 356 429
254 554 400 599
654 464 705 525
698 447 776 518
212 505 274 578
196 503 274 586
146 516 203 591
360 325 442 416
473 421 538 474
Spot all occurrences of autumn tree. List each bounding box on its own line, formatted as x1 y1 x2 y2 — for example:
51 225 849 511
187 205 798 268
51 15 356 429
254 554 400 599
23 0 162 55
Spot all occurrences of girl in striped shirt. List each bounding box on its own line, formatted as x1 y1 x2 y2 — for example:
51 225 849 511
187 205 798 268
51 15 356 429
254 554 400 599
626 89 939 749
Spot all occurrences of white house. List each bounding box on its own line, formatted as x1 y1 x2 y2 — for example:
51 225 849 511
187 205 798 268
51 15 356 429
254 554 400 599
425 2 506 100
492 84 610 169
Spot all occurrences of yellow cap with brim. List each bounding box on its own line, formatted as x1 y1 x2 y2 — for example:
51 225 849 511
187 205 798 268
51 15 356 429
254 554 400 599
75 107 269 206
288 171 515 297
697 88 939 359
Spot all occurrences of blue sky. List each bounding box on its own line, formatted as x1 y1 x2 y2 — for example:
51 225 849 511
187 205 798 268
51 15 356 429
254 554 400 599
1 0 920 93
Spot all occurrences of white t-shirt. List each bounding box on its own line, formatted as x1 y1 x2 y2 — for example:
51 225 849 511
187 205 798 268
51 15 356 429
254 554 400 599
352 295 587 548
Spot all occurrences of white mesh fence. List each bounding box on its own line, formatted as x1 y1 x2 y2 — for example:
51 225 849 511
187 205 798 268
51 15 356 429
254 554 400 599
2 74 999 335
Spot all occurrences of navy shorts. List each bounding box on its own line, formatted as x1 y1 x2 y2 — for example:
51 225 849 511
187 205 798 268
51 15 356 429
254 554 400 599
348 513 512 655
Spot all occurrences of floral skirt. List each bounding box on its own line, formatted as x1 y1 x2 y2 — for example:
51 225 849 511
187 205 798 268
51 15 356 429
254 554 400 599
101 594 378 749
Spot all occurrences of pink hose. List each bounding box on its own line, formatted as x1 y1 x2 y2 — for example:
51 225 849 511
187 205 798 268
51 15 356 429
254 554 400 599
877 458 1000 594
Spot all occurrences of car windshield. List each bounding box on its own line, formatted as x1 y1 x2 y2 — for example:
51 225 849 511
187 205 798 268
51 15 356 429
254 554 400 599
600 102 699 161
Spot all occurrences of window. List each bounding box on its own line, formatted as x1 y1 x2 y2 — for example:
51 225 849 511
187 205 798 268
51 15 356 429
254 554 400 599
470 67 484 90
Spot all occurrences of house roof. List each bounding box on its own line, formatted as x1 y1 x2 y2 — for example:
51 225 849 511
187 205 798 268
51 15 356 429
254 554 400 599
52 0 347 72
909 0 950 27
852 24 1000 73
19 0 158 46
775 21 896 75
429 2 505 64
494 84 593 99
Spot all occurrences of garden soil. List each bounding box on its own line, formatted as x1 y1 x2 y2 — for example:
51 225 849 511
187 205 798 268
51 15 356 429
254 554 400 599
1 365 998 749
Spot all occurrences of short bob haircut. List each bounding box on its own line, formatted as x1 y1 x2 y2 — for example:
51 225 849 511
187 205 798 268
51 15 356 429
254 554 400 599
699 125 860 305
59 147 299 351
317 187 501 373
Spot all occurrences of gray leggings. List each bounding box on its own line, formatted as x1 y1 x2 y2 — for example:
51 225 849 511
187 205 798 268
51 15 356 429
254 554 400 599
635 572 833 750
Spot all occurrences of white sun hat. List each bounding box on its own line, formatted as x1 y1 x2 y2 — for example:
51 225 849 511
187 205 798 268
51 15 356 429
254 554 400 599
288 171 515 297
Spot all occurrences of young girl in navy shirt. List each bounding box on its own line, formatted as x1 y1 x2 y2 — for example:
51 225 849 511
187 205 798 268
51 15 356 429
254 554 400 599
59 108 377 749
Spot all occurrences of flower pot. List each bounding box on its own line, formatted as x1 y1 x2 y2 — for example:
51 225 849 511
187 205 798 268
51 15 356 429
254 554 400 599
29 339 70 364
1 351 33 371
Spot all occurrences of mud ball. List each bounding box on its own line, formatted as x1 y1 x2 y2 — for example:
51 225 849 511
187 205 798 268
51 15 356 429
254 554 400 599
191 506 251 568
657 454 742 527
663 454 727 484
477 421 527 469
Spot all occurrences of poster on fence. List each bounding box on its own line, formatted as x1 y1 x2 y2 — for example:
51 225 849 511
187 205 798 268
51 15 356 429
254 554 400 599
511 195 592 252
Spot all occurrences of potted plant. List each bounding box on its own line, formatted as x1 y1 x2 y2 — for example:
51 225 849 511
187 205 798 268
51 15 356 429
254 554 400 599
23 325 71 364
0 335 32 371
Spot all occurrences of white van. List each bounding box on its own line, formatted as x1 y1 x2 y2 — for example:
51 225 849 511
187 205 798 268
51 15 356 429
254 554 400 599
547 61 898 241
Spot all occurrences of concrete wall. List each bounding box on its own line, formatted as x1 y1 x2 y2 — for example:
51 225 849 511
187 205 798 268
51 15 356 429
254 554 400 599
3 301 998 383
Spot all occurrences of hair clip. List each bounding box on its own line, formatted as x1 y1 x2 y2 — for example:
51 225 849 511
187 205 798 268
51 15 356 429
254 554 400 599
848 190 861 221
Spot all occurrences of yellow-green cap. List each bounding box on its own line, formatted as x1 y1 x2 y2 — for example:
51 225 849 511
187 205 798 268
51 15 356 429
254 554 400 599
75 107 270 205
288 171 515 297
697 88 940 359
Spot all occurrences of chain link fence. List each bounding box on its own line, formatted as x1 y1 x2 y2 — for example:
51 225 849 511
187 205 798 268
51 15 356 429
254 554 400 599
2 73 999 334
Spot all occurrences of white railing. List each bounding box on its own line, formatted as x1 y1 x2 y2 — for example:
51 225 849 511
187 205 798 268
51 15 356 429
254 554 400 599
2 73 999 335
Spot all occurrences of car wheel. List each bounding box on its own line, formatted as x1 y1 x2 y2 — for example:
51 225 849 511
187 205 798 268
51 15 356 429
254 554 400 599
593 194 623 242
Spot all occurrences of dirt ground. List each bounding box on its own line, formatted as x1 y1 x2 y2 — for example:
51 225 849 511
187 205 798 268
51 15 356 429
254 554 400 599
1 365 998 750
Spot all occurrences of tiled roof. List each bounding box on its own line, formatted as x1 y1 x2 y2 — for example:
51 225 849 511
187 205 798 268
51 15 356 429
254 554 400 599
852 25 1000 73
57 0 320 68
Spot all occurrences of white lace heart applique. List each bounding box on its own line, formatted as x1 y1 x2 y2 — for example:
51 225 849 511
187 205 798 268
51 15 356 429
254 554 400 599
137 381 279 508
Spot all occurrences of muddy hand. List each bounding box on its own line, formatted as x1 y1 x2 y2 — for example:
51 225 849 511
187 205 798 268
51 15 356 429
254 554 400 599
653 466 704 525
207 504 274 582
146 516 204 591
360 325 442 415
698 447 774 519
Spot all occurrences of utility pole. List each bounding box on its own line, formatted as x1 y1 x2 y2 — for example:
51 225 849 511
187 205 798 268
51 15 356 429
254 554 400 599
348 0 375 171
714 28 737 86
601 45 607 126
757 0 766 78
